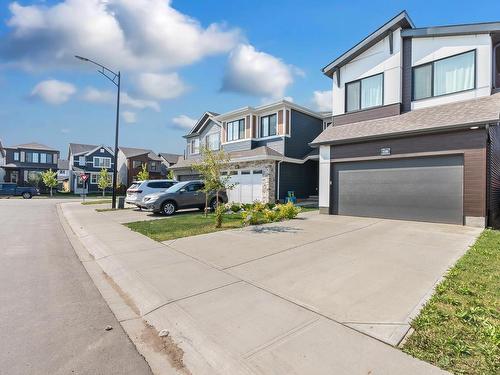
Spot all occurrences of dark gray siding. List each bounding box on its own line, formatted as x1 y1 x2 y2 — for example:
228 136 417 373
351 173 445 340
222 140 252 152
284 110 323 159
253 137 284 154
333 103 401 126
401 37 412 112
488 124 500 228
278 160 318 201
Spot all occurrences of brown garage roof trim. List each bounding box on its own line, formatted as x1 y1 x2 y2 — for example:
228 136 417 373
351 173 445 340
311 93 500 146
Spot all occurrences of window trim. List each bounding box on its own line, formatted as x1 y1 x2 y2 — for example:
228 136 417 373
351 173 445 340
411 49 477 101
226 118 245 142
13 152 19 161
344 72 384 113
93 156 111 168
259 113 278 138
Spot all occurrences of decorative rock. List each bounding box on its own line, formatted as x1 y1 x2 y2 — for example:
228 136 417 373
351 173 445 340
158 329 169 337
105 325 113 331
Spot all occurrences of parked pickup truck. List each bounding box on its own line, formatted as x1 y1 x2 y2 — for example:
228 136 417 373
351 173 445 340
0 183 39 199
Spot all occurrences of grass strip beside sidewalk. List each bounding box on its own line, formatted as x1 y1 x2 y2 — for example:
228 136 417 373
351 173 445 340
125 212 243 242
402 229 500 374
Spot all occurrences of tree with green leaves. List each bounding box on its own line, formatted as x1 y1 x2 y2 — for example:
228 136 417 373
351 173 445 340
41 169 58 197
166 169 175 180
136 163 149 181
192 146 233 227
97 168 111 197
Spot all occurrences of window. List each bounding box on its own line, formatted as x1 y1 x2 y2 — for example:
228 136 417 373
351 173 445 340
13 152 19 161
206 133 220 150
345 73 383 112
32 153 39 163
40 153 47 163
26 152 39 163
186 182 204 192
260 114 277 137
79 156 86 166
90 173 98 184
20 151 25 162
46 154 53 164
413 50 475 100
132 160 142 169
53 153 58 164
226 119 245 141
93 157 111 168
189 138 200 154
147 181 174 189
150 162 157 172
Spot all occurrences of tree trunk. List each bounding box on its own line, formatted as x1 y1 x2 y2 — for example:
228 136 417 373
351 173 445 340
102 189 105 197
204 193 208 217
50 187 53 197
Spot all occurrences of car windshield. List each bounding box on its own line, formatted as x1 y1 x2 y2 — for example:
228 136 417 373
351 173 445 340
164 181 190 193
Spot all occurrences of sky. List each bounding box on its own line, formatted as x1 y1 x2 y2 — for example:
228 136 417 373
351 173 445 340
0 0 499 158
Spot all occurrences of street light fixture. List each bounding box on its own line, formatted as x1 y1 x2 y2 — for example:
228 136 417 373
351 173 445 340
75 55 121 209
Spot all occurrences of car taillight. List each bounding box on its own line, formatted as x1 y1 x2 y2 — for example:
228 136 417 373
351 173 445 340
127 189 142 193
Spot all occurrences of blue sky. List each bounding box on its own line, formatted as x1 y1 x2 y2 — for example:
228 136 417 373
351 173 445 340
0 0 499 158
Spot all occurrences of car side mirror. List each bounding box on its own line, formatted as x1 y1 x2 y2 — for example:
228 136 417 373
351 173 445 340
179 188 186 193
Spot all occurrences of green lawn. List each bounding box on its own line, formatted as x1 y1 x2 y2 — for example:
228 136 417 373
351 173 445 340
402 229 500 374
125 212 244 242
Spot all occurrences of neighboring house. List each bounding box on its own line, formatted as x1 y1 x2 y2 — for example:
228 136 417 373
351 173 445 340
171 102 323 203
68 143 115 194
0 139 6 183
2 142 59 191
117 147 164 187
311 11 500 228
158 152 180 176
57 159 70 192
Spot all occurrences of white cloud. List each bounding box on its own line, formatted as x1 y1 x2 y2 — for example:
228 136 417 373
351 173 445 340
137 72 188 100
30 79 76 104
171 115 196 130
2 0 241 72
61 128 70 134
312 90 333 112
82 87 160 111
222 44 295 99
122 111 137 123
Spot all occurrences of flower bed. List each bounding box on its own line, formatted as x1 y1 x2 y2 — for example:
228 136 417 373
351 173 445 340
223 201 302 226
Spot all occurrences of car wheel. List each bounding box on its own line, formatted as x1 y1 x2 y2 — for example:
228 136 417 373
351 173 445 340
210 198 222 211
161 201 176 216
22 192 32 199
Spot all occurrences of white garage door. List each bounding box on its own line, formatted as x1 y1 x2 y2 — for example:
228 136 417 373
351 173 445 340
227 170 263 203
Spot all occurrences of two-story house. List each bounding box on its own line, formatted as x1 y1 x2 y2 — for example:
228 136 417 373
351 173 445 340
2 142 59 190
117 147 164 187
311 11 500 228
57 159 70 192
172 101 324 203
0 139 6 183
68 143 115 194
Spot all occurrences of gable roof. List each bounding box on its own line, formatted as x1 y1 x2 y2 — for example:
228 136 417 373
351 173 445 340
119 146 162 161
322 11 414 78
69 143 113 156
310 93 500 146
184 111 220 138
57 159 69 170
8 142 59 152
159 153 181 164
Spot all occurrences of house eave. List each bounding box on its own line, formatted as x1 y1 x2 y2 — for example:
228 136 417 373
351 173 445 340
401 21 500 38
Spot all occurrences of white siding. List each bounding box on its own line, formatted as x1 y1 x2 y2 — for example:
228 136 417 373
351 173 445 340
411 34 492 110
116 149 128 186
318 145 331 209
332 28 403 115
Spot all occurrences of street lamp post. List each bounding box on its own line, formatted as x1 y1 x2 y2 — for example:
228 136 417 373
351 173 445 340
75 55 121 209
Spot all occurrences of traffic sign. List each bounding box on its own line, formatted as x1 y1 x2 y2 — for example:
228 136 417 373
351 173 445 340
80 173 88 182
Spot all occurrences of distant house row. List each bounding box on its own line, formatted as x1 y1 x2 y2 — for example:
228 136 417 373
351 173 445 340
0 141 180 194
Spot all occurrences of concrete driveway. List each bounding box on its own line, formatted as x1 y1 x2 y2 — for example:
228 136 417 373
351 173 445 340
165 212 481 345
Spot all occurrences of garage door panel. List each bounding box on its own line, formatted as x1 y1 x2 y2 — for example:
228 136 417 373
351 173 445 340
333 156 464 224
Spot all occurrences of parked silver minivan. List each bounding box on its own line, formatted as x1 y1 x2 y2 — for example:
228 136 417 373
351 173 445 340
125 179 177 207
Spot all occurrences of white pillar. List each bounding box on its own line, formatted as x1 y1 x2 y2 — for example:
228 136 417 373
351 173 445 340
318 145 331 214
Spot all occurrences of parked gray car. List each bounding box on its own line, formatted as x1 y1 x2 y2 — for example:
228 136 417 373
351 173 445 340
138 180 228 215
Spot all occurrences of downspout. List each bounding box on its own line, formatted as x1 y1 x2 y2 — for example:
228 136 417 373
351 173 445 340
276 159 284 203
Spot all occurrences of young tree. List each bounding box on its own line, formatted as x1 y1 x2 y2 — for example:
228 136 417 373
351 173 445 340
136 163 149 181
41 169 58 197
166 169 175 180
192 146 233 227
97 168 111 197
28 173 41 190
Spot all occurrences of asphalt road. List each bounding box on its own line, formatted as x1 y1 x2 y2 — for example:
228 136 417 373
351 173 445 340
0 199 152 375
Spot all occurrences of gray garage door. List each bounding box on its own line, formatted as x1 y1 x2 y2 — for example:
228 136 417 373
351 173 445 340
178 174 201 181
332 155 464 224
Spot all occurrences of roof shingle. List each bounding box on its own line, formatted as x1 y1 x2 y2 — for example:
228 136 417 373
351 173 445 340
311 93 500 146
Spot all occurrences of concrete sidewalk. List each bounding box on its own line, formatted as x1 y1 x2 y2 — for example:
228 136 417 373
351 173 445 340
60 202 450 375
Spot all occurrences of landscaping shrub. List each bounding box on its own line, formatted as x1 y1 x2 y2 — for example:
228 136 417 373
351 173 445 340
215 204 225 228
230 203 241 213
252 201 266 212
277 202 301 220
264 208 279 222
